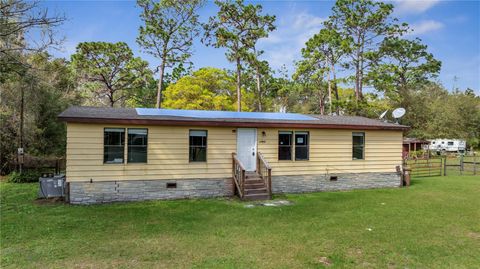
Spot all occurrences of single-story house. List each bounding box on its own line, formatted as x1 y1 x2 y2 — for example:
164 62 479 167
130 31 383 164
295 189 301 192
58 106 408 204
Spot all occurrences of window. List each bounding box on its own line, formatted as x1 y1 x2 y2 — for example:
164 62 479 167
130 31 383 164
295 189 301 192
189 130 207 162
295 132 309 160
278 131 293 160
104 128 125 164
447 141 454 146
352 132 365 160
128 128 148 163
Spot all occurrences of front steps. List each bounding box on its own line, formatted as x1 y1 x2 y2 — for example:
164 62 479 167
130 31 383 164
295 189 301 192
243 172 271 201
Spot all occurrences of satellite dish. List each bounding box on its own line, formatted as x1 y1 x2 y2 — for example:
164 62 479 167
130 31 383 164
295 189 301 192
392 108 406 119
379 110 388 120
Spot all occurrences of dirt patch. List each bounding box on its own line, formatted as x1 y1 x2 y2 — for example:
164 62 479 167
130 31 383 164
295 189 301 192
317 256 332 266
244 200 294 208
34 197 65 205
467 232 480 240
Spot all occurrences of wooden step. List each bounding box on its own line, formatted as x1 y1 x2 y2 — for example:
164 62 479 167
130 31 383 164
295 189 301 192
243 193 271 201
244 182 265 189
245 179 263 184
244 188 268 195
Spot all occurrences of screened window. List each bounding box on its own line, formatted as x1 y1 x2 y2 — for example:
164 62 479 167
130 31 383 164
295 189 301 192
278 131 293 160
104 128 125 164
128 128 148 163
189 130 207 162
352 132 365 160
295 132 309 160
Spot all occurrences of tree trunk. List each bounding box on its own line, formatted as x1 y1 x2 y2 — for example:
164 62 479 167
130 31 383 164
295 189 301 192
327 70 332 115
356 33 365 102
355 61 360 102
255 66 262 111
318 88 325 115
19 83 25 173
236 57 242 112
109 88 115 107
331 63 340 114
156 62 166 109
319 100 325 115
358 67 364 100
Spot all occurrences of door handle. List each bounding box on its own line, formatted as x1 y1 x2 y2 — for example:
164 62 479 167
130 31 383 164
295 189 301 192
252 152 255 156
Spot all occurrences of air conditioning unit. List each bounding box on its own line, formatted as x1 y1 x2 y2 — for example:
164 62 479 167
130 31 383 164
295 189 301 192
38 174 65 198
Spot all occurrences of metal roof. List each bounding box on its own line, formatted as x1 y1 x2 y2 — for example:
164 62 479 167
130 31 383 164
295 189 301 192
403 137 430 144
58 106 409 130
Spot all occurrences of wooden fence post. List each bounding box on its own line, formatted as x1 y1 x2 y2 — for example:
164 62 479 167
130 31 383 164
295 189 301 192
428 158 431 176
474 153 477 176
460 154 464 175
439 158 442 176
443 156 447 176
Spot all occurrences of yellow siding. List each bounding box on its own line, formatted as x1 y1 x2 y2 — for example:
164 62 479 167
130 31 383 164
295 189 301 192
257 128 403 176
66 123 403 182
66 123 236 181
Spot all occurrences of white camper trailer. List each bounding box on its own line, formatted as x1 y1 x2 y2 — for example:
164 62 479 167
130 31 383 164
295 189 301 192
428 139 466 153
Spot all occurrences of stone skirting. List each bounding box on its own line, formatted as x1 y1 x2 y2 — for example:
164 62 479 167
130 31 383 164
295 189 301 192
68 172 401 204
68 178 234 205
272 172 402 194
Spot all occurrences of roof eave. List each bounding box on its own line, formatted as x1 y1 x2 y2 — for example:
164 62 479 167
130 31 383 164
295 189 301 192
58 116 409 131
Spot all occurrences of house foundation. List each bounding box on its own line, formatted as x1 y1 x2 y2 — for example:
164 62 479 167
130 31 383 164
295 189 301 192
272 172 402 194
68 178 234 205
68 172 401 204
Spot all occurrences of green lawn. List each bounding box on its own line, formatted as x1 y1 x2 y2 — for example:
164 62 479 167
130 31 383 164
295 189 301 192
1 176 479 268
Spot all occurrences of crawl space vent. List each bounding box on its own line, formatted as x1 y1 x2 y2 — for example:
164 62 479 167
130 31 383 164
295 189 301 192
166 182 177 189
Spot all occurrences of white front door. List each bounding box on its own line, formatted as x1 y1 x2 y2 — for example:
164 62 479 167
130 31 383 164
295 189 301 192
236 128 257 171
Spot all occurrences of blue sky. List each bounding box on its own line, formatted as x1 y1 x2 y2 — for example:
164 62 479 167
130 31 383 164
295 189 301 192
42 0 480 93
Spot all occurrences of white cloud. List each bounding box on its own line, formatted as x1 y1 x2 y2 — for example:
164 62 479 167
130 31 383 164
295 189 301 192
258 11 325 71
446 15 468 24
408 20 444 35
394 0 440 14
292 13 325 30
264 47 298 70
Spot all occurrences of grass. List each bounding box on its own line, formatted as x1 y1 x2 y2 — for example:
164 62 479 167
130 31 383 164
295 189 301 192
1 176 479 268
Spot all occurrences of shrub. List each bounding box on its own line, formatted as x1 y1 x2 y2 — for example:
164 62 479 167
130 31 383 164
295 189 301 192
7 170 42 183
408 150 427 159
